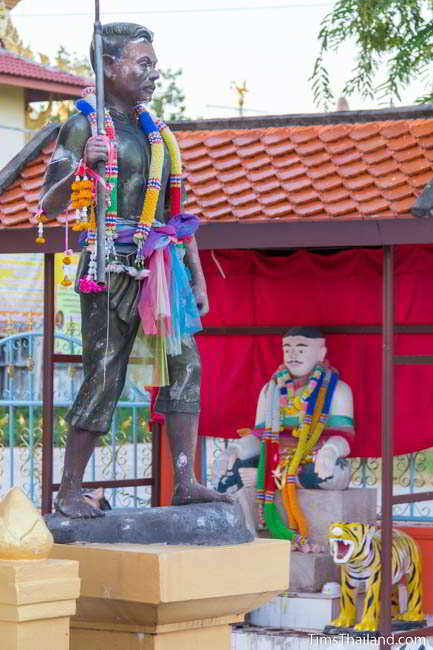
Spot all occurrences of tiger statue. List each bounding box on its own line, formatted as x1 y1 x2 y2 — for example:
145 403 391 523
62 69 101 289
328 522 424 632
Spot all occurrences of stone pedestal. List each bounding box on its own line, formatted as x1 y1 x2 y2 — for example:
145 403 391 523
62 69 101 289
0 558 80 650
296 488 377 545
50 538 290 650
290 552 339 593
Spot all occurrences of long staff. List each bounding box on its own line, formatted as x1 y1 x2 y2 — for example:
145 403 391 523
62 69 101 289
94 0 106 284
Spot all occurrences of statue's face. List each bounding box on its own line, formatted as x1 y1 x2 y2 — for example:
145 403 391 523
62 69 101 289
105 39 159 106
282 335 326 378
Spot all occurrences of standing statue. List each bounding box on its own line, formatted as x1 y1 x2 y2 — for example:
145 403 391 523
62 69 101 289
40 22 230 517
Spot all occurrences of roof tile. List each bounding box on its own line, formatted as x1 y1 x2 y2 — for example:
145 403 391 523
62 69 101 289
264 141 296 157
20 163 46 179
301 151 329 168
387 134 417 152
350 186 381 203
0 187 23 204
381 121 409 139
242 155 271 171
338 161 368 178
193 181 222 197
202 205 233 219
294 140 325 156
343 174 375 190
350 123 381 141
325 199 358 216
204 134 234 148
254 179 280 194
289 188 318 205
218 168 245 183
390 196 416 214
207 144 237 160
181 145 208 161
374 172 408 190
314 174 344 191
257 191 288 206
187 169 217 184
197 193 227 208
185 158 214 172
419 135 433 149
246 167 276 182
282 177 312 193
237 142 266 158
278 163 307 179
232 204 263 219
392 146 422 163
369 159 399 177
290 126 318 144
409 120 433 139
320 187 350 204
332 149 363 166
262 202 292 218
272 152 300 169
305 162 337 180
357 197 389 215
224 181 251 196
232 133 261 146
400 157 431 176
324 138 356 155
292 201 324 217
356 135 387 153
229 192 258 207
318 124 351 143
213 157 240 171
381 185 413 201
362 147 393 165
407 170 433 189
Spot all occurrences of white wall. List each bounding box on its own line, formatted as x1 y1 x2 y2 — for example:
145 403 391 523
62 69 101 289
0 84 25 169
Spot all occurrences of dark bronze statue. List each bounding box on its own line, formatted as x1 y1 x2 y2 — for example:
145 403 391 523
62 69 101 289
41 23 230 517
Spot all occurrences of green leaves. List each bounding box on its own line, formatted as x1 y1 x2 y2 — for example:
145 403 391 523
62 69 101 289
311 0 433 108
150 68 188 122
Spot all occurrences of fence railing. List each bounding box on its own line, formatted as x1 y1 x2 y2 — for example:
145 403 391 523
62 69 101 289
203 437 433 522
0 331 157 509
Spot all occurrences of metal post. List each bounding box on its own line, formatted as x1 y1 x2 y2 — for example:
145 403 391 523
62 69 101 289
94 0 106 284
41 253 55 514
380 245 394 639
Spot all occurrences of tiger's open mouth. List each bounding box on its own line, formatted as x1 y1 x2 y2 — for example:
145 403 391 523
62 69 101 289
329 538 354 563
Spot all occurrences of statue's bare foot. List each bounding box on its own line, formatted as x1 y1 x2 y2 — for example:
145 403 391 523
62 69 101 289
173 481 234 505
55 492 105 518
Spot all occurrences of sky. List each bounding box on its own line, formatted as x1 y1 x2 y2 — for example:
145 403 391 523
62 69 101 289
11 0 428 120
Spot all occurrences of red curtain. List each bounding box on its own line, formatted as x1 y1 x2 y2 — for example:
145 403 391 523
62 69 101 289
197 245 433 457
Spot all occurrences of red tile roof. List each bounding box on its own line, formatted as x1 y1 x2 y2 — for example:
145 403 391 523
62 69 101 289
0 49 91 88
1 117 433 230
176 119 433 222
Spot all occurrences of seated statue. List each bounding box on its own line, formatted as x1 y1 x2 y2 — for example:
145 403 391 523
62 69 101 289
218 326 355 540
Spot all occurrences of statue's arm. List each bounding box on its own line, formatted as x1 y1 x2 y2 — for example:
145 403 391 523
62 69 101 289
40 114 91 218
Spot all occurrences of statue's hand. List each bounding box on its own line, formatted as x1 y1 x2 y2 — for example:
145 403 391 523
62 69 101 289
315 444 338 480
192 283 209 316
84 135 109 169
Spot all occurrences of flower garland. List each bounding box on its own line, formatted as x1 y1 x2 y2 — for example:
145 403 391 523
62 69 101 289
36 92 184 293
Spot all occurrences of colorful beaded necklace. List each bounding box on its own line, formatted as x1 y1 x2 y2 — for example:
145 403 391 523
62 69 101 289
37 93 183 293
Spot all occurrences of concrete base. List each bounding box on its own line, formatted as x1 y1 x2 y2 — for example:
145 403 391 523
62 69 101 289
0 558 80 650
46 502 253 546
249 591 365 632
290 552 339 593
278 488 377 546
50 538 290 650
